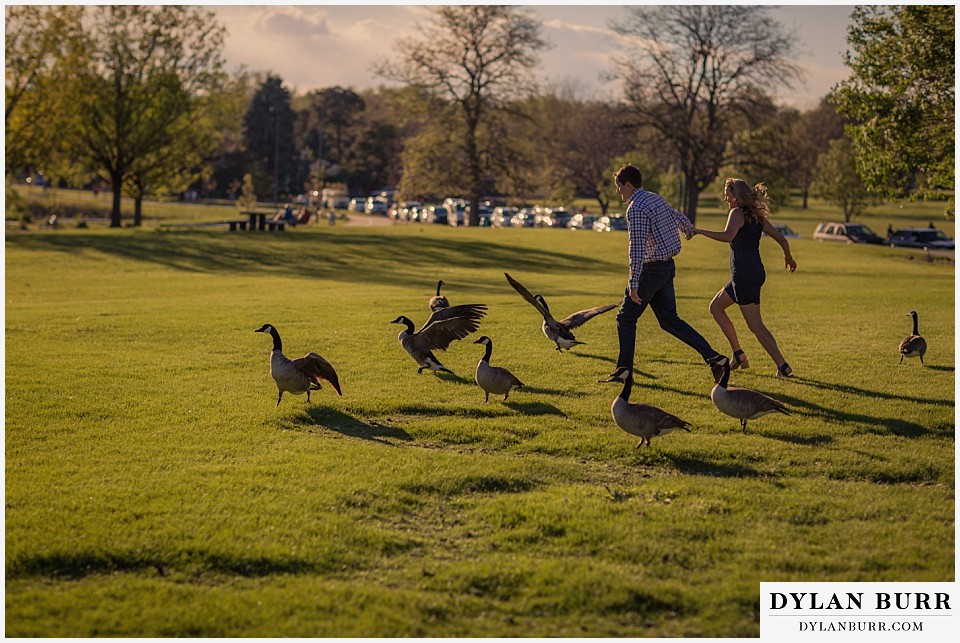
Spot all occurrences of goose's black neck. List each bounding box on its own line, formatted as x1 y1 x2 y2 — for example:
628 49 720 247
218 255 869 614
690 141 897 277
268 327 282 352
436 280 444 296
912 313 920 336
718 365 730 388
481 341 493 362
400 317 415 334
618 374 633 401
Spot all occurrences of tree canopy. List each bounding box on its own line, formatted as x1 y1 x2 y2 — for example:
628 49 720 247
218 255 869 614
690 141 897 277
829 5 954 200
610 5 802 223
375 5 548 225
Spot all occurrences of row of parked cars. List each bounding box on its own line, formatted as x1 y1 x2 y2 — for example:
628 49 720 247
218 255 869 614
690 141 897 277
379 199 631 231
812 222 954 250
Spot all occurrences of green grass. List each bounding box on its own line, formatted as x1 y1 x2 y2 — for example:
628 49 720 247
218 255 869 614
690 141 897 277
5 220 954 636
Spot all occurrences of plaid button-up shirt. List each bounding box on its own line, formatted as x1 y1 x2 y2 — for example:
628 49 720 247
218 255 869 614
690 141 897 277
625 188 694 291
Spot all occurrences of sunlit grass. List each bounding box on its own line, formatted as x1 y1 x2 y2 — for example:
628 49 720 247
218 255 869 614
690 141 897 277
5 221 954 636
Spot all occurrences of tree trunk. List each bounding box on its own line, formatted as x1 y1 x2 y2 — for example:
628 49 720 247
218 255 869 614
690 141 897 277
110 172 123 227
596 195 609 217
466 129 481 227
134 196 143 226
683 179 700 225
801 186 809 209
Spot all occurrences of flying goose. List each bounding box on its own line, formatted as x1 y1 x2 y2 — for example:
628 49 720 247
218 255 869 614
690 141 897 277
710 358 788 432
429 280 449 312
390 304 487 374
899 310 927 364
598 367 691 447
254 324 342 406
504 272 617 351
473 336 525 402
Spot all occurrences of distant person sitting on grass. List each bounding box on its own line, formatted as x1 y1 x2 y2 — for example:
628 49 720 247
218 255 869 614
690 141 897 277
692 178 796 378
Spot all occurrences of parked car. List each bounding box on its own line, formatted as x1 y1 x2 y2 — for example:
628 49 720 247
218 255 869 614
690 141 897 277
765 222 800 239
593 215 628 232
887 227 955 250
568 214 599 230
491 206 517 227
348 198 366 212
812 221 884 244
423 205 448 225
365 197 388 215
537 207 572 228
510 209 536 227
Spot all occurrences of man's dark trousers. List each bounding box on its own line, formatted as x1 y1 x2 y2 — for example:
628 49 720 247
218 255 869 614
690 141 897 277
616 259 720 368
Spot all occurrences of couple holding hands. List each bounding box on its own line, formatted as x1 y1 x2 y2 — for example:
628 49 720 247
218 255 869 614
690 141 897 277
611 164 796 379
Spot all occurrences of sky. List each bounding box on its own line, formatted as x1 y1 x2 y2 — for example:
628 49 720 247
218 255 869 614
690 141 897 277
211 3 856 110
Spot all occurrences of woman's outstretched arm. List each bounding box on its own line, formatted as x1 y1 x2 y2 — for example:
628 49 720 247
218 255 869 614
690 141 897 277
693 208 744 243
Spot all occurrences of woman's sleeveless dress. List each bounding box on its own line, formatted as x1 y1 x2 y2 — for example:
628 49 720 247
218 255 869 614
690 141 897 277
723 216 765 305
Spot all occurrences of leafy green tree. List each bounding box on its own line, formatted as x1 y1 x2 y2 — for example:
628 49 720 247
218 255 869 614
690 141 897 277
243 75 299 203
829 5 954 199
812 138 874 222
237 173 257 211
375 5 548 226
302 87 365 164
602 153 664 212
610 6 802 224
4 5 86 174
60 6 226 227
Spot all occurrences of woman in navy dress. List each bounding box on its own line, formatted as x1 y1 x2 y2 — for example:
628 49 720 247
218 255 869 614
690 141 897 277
693 179 797 377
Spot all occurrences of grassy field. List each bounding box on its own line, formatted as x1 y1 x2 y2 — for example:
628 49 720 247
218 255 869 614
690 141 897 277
4 213 955 636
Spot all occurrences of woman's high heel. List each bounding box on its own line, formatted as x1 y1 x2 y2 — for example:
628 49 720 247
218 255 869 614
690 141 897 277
731 349 749 370
776 362 794 378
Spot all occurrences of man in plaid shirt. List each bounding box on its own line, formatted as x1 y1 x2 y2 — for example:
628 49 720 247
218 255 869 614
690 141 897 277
612 164 727 373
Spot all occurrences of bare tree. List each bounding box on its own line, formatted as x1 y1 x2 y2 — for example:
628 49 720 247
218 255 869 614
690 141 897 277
374 5 547 226
609 6 802 223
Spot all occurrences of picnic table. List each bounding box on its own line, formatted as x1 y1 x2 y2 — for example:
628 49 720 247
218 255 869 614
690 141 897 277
241 210 286 232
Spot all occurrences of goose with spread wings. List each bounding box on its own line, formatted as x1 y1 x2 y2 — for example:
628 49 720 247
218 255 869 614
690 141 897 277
254 324 342 406
504 272 617 351
390 304 487 374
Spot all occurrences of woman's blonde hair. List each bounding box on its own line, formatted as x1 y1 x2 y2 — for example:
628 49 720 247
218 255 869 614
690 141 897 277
724 178 770 225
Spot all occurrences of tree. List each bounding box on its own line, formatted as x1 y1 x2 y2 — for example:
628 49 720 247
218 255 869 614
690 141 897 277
812 138 873 222
521 86 635 214
375 5 548 226
302 87 365 164
237 173 257 211
243 75 299 203
61 6 226 227
609 5 802 223
5 5 86 174
829 5 954 199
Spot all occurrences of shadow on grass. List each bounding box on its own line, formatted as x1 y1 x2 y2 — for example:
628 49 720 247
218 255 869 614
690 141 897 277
503 400 566 416
762 431 835 446
6 550 325 581
6 230 619 291
389 403 510 419
924 365 954 373
660 453 775 479
763 391 944 439
788 375 954 408
294 407 412 444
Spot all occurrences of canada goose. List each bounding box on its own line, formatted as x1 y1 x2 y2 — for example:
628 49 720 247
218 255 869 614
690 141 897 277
429 280 449 312
504 272 617 351
710 358 788 432
899 310 927 364
598 366 691 447
390 304 487 374
473 336 525 402
254 324 342 406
